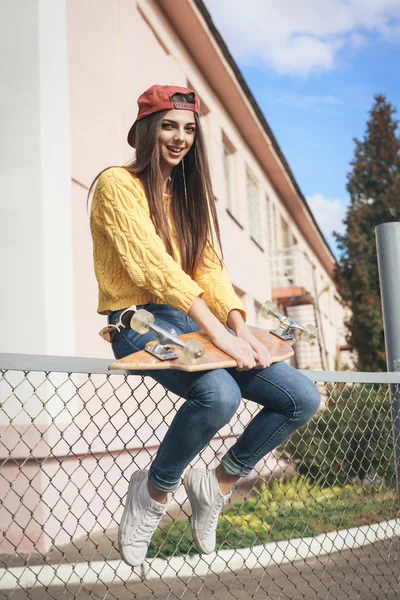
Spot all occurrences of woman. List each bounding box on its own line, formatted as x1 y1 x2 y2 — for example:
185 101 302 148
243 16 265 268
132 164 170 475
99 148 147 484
89 84 320 568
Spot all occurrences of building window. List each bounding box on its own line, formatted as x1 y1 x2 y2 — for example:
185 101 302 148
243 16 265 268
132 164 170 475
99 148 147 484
223 134 236 214
246 168 262 247
280 216 290 248
272 203 277 249
265 194 271 249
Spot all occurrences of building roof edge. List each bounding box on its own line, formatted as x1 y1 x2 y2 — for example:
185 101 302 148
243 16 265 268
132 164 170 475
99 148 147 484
193 0 338 267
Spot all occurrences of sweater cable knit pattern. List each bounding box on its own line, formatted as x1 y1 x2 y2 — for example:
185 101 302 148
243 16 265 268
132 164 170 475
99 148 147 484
90 167 246 325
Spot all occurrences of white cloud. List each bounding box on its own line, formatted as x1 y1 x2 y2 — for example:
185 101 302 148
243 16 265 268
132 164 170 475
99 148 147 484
203 0 400 76
307 193 347 238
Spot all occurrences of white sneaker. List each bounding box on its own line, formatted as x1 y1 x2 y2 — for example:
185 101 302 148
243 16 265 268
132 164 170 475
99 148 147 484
183 468 231 554
118 469 169 567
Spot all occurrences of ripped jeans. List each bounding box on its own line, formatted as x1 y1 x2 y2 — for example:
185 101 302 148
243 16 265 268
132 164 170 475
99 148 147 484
109 303 321 492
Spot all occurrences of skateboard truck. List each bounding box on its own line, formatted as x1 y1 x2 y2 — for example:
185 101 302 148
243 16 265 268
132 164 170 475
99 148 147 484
259 301 317 344
108 306 296 372
129 309 205 364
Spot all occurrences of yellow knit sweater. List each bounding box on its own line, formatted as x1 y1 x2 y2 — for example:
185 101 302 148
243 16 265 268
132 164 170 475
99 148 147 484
90 167 246 325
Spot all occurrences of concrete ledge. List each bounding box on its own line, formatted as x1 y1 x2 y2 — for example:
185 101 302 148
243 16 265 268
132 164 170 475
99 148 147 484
1 518 399 590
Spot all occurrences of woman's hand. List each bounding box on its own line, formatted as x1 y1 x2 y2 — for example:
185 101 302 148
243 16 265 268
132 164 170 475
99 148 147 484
188 299 271 371
210 329 259 371
234 325 272 369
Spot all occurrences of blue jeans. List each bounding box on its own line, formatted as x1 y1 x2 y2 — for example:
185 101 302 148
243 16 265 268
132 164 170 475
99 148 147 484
109 304 321 492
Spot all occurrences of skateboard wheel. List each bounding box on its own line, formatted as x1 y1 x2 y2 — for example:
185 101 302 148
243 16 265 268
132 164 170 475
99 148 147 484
182 339 205 364
300 324 317 344
259 300 277 320
129 309 155 334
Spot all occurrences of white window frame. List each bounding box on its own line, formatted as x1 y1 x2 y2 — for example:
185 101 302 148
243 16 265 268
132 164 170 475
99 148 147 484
246 167 263 248
222 133 236 215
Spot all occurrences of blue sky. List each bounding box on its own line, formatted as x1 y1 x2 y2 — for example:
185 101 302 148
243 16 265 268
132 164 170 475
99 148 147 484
203 0 400 256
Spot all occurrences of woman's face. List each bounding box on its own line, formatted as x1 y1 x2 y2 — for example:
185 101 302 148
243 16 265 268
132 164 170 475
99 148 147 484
158 109 196 172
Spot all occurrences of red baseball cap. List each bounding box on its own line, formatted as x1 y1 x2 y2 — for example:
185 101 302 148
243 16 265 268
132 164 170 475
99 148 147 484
127 84 201 147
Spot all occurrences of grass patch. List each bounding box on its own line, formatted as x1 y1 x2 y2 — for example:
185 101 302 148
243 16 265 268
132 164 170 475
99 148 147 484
148 476 399 559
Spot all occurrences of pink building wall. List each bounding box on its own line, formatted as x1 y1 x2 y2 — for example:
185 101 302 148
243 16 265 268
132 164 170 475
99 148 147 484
0 0 352 557
67 0 349 368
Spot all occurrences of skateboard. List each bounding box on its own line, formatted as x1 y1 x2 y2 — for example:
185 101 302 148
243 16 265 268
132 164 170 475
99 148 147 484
108 300 317 373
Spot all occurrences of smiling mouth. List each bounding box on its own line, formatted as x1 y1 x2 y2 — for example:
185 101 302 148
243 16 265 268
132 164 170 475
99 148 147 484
166 146 185 156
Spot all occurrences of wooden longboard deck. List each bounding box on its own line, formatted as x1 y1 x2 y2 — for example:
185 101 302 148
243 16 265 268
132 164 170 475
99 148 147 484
109 327 294 373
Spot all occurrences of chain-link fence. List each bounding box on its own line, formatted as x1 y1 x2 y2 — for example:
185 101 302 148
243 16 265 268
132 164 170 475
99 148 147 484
1 354 400 599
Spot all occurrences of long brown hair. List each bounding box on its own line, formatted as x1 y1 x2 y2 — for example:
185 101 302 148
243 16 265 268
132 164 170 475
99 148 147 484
87 93 223 277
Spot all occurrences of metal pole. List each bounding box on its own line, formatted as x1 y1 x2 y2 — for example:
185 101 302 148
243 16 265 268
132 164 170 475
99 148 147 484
375 222 400 500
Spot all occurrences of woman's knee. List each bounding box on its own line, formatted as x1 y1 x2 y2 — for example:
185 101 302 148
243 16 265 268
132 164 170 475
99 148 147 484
269 364 320 425
189 370 242 424
294 375 321 424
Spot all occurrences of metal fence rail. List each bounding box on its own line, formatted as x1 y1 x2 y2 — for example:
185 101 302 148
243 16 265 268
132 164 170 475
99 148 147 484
1 354 400 599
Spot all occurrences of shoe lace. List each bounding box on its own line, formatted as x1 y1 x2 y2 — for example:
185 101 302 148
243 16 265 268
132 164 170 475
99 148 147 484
205 495 227 535
128 502 165 544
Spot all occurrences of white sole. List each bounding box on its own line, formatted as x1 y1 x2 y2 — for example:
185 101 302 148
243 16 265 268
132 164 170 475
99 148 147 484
183 471 214 555
118 470 147 567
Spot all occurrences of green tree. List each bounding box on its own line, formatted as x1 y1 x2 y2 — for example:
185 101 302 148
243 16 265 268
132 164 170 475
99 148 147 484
334 95 400 371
